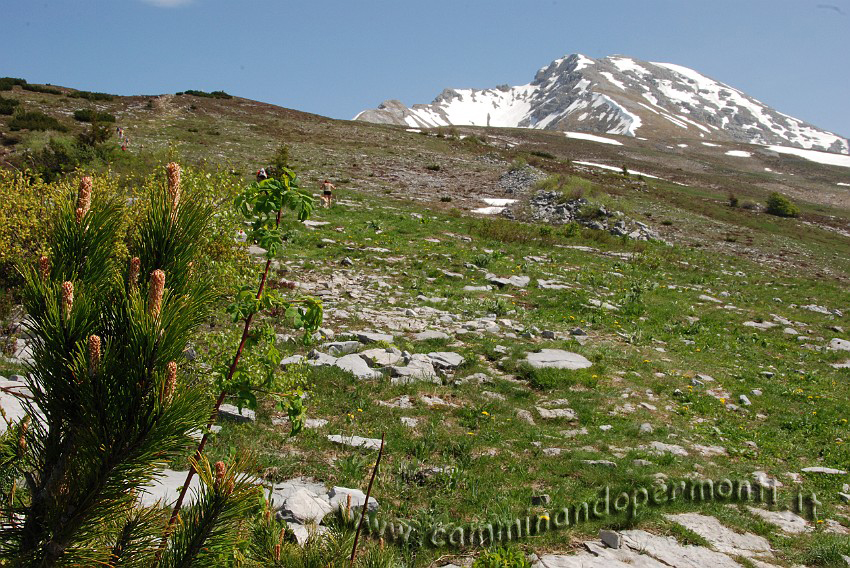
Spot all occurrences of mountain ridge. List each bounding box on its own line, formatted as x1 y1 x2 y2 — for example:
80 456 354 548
355 53 849 155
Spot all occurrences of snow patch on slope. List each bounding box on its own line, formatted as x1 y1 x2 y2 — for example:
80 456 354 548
565 132 623 145
767 145 850 168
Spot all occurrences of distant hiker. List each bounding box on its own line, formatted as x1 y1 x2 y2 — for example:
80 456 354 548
320 179 335 207
256 168 268 181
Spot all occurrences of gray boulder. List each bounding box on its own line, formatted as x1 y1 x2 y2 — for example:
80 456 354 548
327 486 379 513
526 349 592 370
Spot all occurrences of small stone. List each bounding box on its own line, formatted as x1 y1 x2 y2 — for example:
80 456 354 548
829 338 850 351
516 409 536 425
599 424 613 431
648 441 688 456
582 460 617 468
531 494 551 506
600 529 621 549
323 341 361 356
355 331 394 344
739 394 752 406
541 330 557 339
632 459 654 466
639 422 653 434
341 257 354 266
481 391 506 401
751 389 762 396
760 371 775 378
400 416 418 428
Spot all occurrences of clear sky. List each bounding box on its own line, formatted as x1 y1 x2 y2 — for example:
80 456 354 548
4 0 849 138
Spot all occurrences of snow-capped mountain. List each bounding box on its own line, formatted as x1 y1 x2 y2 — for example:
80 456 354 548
355 54 849 155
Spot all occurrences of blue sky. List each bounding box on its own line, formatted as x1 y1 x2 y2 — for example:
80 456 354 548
4 0 850 138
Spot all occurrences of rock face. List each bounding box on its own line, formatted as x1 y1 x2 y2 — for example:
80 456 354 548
355 53 849 154
526 349 593 370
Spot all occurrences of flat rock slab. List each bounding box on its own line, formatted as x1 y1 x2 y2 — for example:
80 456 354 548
358 348 402 367
620 529 747 568
526 349 592 370
664 513 772 558
802 466 847 474
378 395 414 409
428 351 465 369
829 338 850 351
389 354 439 384
487 273 531 288
535 528 760 568
746 506 810 534
414 330 450 341
744 321 778 330
307 351 383 380
647 441 688 456
831 360 850 369
355 331 394 344
538 279 571 290
327 434 382 451
537 407 578 420
218 403 256 422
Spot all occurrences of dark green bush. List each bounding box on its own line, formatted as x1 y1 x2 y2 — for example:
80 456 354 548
73 108 116 123
766 192 799 217
8 110 67 132
0 95 20 115
0 77 27 91
530 150 555 159
21 83 62 95
184 89 233 99
425 163 441 171
67 90 115 101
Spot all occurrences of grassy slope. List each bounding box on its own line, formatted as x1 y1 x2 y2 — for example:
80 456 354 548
2 82 850 565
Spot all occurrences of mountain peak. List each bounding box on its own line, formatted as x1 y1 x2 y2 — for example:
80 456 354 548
356 53 849 155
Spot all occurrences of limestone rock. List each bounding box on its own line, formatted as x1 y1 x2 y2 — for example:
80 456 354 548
327 434 382 451
526 349 592 370
427 351 465 369
279 488 334 524
335 354 383 380
327 486 378 513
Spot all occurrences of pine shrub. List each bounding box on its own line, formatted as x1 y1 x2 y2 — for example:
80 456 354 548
73 108 116 123
0 94 20 115
765 192 799 217
0 166 261 565
8 110 67 132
